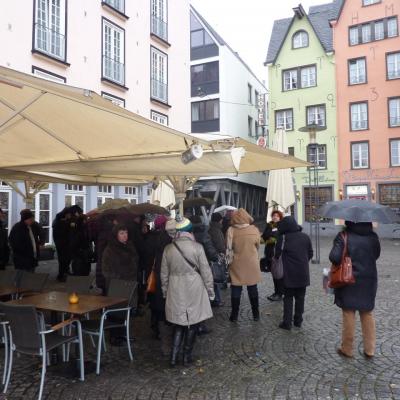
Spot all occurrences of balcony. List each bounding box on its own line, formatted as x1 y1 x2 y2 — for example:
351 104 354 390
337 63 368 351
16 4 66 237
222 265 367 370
151 78 168 103
151 15 168 42
34 23 65 61
102 56 125 86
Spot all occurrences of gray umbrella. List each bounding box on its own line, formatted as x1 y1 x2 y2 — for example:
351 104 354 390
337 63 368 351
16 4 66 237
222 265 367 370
317 199 400 224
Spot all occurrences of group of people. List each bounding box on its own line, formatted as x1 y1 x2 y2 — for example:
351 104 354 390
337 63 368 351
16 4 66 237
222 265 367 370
0 203 382 364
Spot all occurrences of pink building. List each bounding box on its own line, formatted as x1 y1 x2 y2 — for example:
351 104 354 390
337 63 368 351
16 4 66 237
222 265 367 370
332 0 400 216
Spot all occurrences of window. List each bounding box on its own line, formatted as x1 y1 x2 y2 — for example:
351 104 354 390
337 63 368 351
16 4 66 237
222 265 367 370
124 186 137 195
102 92 125 107
351 142 369 169
102 19 125 86
97 186 114 207
191 61 219 97
190 13 215 49
363 0 380 5
306 105 326 127
98 185 113 194
191 99 220 132
292 30 309 49
350 102 368 130
390 139 400 166
275 109 293 131
348 58 366 84
288 147 295 156
349 17 398 45
248 84 253 104
283 65 316 91
151 47 168 103
65 194 85 211
307 144 327 169
255 90 259 108
151 110 168 125
33 192 52 244
151 0 168 42
248 116 253 137
389 98 400 127
33 0 66 61
103 0 125 13
374 20 384 40
0 189 11 230
32 67 65 83
65 185 83 191
255 120 259 138
387 52 400 80
388 17 398 38
378 183 400 217
283 69 297 91
304 187 333 222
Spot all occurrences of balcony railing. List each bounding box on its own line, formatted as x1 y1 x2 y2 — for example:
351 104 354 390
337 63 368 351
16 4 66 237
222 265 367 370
103 0 125 13
102 55 125 86
34 23 65 61
151 15 168 42
151 78 168 103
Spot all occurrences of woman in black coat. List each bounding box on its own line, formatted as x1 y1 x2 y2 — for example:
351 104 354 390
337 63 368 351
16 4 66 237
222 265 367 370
275 216 313 330
329 221 380 358
262 210 284 301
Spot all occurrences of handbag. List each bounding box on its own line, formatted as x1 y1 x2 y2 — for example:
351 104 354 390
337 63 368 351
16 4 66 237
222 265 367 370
328 232 355 289
146 260 157 294
210 255 227 284
271 235 285 280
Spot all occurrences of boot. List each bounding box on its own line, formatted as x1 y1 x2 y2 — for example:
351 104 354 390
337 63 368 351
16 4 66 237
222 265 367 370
229 297 241 322
183 326 197 366
170 326 184 367
159 322 173 358
249 296 260 321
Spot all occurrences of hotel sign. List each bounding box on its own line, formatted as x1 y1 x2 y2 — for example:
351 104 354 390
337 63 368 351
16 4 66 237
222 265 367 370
257 93 266 126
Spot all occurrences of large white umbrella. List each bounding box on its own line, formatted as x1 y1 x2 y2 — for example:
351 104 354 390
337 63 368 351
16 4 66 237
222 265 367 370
266 129 296 219
151 180 176 209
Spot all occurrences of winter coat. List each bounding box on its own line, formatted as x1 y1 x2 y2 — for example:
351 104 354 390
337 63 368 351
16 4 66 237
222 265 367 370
102 235 139 289
262 221 279 263
192 223 218 262
275 216 313 289
9 221 38 270
161 235 214 326
142 230 172 314
0 220 9 267
227 209 261 286
208 221 225 254
52 210 71 253
329 222 380 311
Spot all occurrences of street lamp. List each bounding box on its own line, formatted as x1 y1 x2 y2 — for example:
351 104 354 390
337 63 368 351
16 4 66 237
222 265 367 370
298 124 327 264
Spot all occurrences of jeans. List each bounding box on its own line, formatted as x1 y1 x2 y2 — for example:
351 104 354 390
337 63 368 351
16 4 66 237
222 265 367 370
231 284 258 299
214 283 221 304
282 287 306 326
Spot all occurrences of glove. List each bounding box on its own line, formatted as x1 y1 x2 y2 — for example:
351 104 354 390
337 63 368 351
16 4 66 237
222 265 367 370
209 295 215 301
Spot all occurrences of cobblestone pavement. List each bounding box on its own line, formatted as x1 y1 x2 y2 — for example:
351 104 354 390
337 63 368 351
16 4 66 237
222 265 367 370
2 238 400 400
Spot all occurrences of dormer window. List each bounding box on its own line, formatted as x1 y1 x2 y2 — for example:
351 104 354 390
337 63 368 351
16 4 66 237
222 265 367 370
292 30 309 49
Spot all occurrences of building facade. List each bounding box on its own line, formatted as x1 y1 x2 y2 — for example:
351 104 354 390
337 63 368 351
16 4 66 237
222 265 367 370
265 2 341 226
0 0 190 242
189 6 268 220
331 0 400 223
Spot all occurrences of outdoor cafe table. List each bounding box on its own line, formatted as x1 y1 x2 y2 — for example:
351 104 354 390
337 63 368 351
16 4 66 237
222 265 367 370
0 285 30 298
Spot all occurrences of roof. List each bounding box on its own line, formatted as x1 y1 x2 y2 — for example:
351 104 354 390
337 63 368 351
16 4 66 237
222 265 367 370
265 0 343 65
190 5 267 90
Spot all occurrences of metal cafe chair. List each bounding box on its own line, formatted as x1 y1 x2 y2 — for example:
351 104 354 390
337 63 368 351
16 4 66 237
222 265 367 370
78 279 137 375
1 303 84 400
17 271 49 297
0 270 17 287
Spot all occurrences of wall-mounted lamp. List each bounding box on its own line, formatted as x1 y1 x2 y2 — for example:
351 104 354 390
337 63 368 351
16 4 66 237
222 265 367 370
181 144 204 165
296 190 301 201
339 189 343 200
371 188 375 201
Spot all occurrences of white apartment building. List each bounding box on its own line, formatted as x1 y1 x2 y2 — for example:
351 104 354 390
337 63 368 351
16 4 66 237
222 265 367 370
0 0 190 242
189 6 268 220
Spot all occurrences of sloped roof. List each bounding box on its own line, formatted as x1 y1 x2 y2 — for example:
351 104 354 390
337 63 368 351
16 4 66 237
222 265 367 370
190 6 266 89
265 0 343 65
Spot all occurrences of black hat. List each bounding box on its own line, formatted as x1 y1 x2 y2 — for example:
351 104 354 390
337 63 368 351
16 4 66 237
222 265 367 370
20 209 34 221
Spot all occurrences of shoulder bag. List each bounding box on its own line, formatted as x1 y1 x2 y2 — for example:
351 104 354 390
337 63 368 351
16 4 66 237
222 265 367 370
328 232 355 289
271 235 285 280
146 259 157 294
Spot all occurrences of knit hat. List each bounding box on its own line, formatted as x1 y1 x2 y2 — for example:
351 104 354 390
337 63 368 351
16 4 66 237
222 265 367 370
175 217 192 232
154 215 168 230
20 209 34 221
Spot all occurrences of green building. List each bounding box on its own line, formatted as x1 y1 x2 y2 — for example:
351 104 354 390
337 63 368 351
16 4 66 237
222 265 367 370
265 2 341 226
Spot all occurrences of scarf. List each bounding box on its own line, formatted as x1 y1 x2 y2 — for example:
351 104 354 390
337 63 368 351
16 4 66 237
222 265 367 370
226 224 249 264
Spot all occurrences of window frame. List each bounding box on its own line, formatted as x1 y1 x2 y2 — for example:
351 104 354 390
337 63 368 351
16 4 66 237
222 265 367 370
306 104 326 128
102 0 126 16
150 110 169 126
191 61 219 97
101 91 125 107
292 30 309 49
275 108 294 131
248 116 253 137
32 66 66 83
388 97 400 128
349 101 369 131
248 84 253 104
348 57 367 85
351 141 370 169
150 45 168 104
282 64 317 91
362 0 381 6
386 51 400 80
191 99 220 123
389 138 400 167
307 144 327 170
151 0 168 43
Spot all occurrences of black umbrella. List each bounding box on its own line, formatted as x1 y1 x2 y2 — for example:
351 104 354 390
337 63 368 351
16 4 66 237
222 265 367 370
317 199 400 224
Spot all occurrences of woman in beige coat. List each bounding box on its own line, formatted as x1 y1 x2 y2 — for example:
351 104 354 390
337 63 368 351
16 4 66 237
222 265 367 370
161 218 214 367
226 208 261 322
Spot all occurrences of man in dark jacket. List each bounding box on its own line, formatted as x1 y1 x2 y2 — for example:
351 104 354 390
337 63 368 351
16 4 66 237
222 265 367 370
275 216 313 330
9 210 38 271
329 221 380 358
53 207 72 282
0 208 9 269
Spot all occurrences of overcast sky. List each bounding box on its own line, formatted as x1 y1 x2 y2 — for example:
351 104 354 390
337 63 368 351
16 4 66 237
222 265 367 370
190 0 327 86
